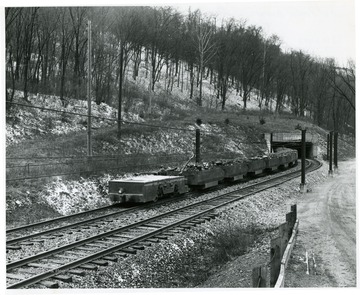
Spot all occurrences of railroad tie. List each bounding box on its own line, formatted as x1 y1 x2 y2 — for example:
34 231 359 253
187 220 204 225
68 269 86 276
120 248 137 255
20 242 34 246
103 256 118 262
146 238 160 243
39 280 59 288
131 245 145 250
78 264 98 271
6 273 26 280
7 245 22 250
179 224 192 229
155 235 168 240
52 275 73 283
138 241 152 247
76 246 100 251
92 260 109 266
27 263 58 269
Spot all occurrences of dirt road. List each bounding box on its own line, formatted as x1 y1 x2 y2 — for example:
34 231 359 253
285 159 357 287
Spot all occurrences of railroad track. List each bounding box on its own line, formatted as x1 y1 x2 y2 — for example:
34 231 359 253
6 161 303 246
6 159 321 289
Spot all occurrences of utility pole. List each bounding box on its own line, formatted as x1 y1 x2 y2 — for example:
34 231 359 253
329 131 333 175
195 128 201 164
300 129 306 192
334 131 338 170
87 20 92 158
326 133 330 161
295 125 306 193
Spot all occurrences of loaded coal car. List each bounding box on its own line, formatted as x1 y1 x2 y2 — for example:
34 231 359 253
161 160 226 189
221 160 249 182
108 175 189 203
182 166 225 189
247 156 268 176
285 149 298 167
268 149 298 170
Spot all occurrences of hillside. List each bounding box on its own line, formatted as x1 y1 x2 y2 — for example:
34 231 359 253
5 85 355 227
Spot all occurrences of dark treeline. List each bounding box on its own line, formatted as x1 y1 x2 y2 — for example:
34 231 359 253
5 6 355 135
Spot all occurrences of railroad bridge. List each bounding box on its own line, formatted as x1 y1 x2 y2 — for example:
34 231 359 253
264 132 318 159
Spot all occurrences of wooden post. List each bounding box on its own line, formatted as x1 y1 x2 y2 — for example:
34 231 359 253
291 204 297 220
286 211 296 239
252 266 268 287
278 222 289 258
270 236 281 287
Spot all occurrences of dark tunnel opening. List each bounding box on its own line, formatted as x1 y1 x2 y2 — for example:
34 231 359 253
272 142 314 159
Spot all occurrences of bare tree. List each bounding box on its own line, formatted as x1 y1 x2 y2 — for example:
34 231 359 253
5 7 23 108
110 7 141 138
235 25 264 110
190 10 217 106
327 59 355 111
289 50 314 116
58 8 75 105
21 7 39 101
69 7 88 100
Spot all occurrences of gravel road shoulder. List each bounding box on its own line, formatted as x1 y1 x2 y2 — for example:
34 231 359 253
198 159 357 289
285 159 357 287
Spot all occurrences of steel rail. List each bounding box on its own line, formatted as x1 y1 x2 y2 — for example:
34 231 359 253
6 205 116 233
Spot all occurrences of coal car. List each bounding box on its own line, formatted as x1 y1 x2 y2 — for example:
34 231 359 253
108 175 189 203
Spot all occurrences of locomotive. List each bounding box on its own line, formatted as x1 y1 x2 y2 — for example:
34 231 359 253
108 149 298 204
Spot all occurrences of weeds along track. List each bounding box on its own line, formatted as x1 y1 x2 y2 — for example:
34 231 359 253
6 159 321 289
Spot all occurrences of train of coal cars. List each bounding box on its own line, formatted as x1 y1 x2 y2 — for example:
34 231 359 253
108 149 298 204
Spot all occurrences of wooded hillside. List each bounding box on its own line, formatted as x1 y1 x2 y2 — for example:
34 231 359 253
5 6 355 135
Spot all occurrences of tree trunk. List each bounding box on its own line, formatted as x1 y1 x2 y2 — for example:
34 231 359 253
189 63 194 100
199 65 203 106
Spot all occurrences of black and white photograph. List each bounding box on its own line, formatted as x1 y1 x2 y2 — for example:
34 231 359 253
2 0 357 292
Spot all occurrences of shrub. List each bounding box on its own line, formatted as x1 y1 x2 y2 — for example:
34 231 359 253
209 220 257 263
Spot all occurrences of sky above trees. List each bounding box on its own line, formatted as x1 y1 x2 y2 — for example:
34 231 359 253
175 0 356 67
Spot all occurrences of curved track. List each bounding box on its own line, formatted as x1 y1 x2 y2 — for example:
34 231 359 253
6 159 321 289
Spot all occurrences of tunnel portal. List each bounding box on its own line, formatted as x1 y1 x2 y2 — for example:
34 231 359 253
265 132 317 159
